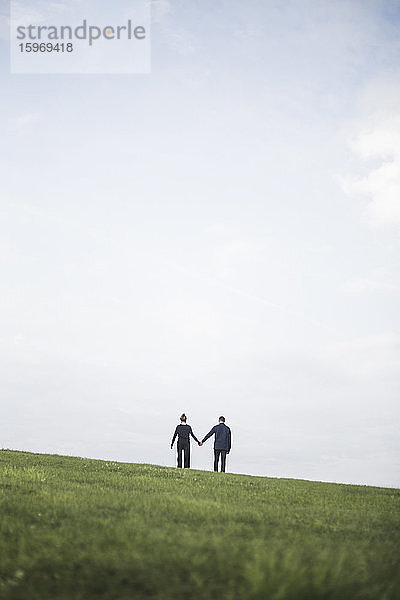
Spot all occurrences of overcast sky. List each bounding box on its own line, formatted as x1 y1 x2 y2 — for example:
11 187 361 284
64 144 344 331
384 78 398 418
0 0 399 487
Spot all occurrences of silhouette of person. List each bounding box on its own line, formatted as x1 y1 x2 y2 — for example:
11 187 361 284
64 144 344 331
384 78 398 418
171 413 201 468
201 416 231 472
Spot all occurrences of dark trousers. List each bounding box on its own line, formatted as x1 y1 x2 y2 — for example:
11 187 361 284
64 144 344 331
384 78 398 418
214 449 227 472
177 440 190 468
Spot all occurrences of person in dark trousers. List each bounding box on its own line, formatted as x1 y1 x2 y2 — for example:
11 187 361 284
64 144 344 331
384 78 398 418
201 416 232 472
171 413 201 468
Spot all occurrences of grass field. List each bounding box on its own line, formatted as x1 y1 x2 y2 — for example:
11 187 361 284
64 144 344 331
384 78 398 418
0 450 399 600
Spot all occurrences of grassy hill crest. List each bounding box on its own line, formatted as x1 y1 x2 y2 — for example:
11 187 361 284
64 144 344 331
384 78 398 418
1 449 399 599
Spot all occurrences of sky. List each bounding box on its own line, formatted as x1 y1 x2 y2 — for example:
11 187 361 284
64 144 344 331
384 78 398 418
0 0 399 487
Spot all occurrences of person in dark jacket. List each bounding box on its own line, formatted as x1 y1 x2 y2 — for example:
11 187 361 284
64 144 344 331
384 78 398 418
171 413 201 468
201 416 231 472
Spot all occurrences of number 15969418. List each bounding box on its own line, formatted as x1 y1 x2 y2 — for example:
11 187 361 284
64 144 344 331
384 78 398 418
19 43 73 52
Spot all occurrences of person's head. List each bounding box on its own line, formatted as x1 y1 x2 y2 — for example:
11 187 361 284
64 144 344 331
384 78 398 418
219 416 225 423
180 413 187 423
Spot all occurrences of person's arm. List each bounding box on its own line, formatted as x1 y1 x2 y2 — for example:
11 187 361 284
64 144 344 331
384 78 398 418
227 427 231 454
171 426 179 448
201 426 216 444
189 426 200 444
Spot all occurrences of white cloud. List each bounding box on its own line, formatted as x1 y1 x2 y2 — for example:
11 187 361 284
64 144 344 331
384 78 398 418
151 0 196 55
0 9 9 41
342 277 400 296
213 239 264 280
333 331 399 351
8 113 41 135
342 84 400 227
233 24 260 40
341 267 400 296
10 1 45 28
13 334 23 346
351 121 400 161
151 0 172 24
326 332 400 377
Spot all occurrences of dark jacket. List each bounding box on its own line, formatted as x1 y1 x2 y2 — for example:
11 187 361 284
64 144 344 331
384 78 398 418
202 423 231 453
171 424 200 447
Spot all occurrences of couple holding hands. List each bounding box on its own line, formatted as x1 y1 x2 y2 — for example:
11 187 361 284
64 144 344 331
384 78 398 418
171 413 232 472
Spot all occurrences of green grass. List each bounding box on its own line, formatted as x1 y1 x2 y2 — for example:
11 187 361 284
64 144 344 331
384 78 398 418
0 450 399 600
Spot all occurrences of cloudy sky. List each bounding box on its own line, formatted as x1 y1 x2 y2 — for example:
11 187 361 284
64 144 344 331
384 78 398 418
0 0 399 487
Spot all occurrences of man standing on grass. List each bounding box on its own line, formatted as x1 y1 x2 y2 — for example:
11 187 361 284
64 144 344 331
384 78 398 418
201 416 231 473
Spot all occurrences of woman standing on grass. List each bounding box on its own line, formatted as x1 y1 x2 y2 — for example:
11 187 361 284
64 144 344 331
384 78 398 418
170 413 201 468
